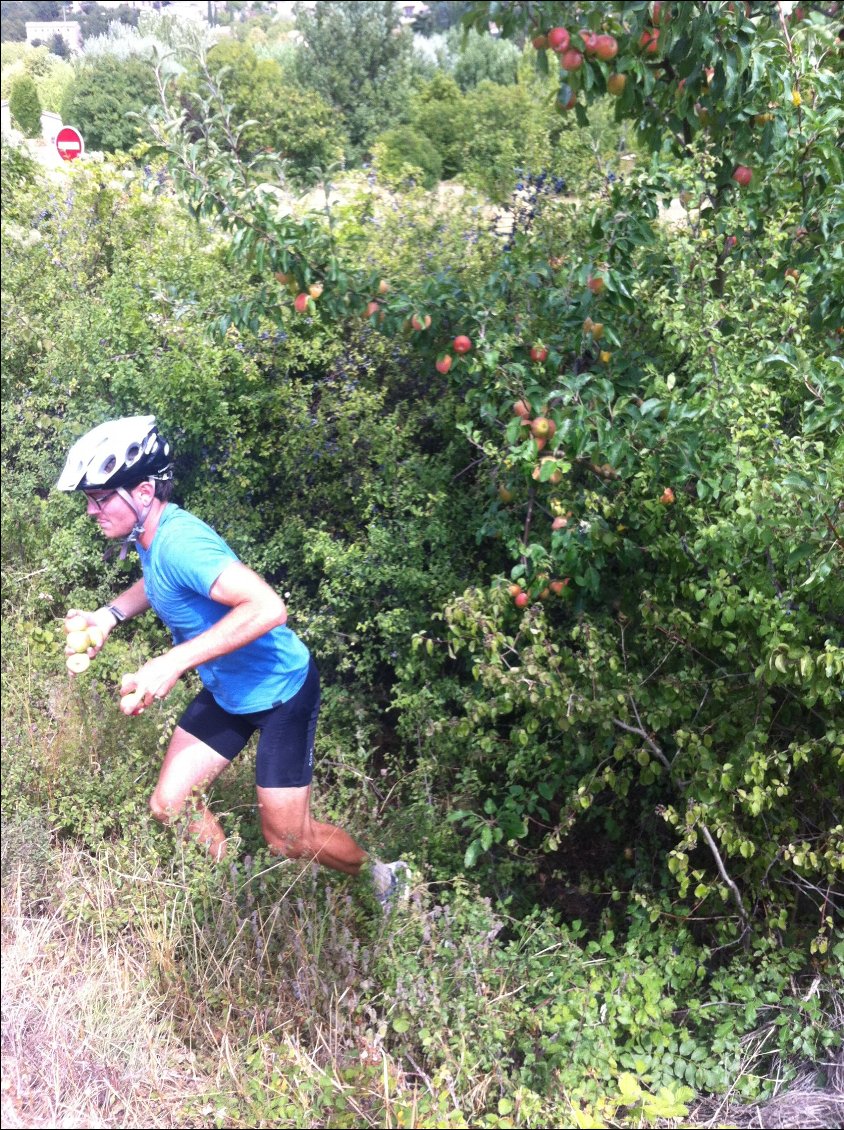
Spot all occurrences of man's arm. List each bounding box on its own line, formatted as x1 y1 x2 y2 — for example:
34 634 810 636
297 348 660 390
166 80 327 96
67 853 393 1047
119 563 286 708
95 578 151 629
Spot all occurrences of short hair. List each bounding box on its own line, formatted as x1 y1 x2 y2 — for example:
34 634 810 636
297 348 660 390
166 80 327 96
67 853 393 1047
153 478 175 502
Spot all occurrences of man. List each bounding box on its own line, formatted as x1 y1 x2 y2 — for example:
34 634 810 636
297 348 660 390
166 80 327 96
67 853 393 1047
57 415 407 902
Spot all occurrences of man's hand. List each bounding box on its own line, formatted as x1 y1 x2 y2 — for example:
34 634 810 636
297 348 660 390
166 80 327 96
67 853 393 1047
119 652 186 714
63 608 113 658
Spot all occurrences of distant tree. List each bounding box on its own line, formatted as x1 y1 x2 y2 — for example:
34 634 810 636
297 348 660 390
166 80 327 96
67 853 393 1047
293 0 418 161
9 73 42 137
0 1 61 41
60 55 157 152
372 125 443 189
459 79 555 201
76 1 139 42
48 32 70 58
201 40 345 182
416 0 472 35
409 72 468 179
446 26 520 90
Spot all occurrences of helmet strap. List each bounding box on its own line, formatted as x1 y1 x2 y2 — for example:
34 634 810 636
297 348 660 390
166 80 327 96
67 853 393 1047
115 485 156 560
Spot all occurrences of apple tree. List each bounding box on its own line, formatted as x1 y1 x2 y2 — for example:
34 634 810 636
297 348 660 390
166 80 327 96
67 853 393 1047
417 0 844 944
143 1 842 945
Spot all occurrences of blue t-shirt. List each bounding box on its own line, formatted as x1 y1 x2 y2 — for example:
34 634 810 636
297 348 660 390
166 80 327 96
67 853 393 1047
136 505 310 713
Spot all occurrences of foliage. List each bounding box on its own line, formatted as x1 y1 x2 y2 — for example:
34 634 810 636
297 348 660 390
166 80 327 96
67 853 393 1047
60 54 159 153
0 1 60 43
0 141 38 222
408 72 470 180
1 45 74 115
76 1 140 44
47 31 69 59
3 7 844 1122
127 0 844 951
9 73 42 137
371 125 443 190
200 39 344 181
406 67 625 199
443 25 521 90
292 0 421 161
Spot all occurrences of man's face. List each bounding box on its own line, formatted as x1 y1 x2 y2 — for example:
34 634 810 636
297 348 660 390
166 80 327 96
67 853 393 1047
83 483 151 537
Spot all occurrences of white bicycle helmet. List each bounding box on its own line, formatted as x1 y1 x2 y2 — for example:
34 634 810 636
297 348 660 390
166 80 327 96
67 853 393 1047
56 415 173 492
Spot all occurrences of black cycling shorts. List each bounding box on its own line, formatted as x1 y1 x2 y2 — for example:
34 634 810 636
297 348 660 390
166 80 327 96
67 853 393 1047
177 657 320 789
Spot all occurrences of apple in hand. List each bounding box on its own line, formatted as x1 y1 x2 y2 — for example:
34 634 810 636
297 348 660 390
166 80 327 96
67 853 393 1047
120 688 145 716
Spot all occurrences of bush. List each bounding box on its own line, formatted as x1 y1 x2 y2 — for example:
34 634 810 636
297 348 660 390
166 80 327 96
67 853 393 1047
9 73 42 137
60 55 158 152
372 126 443 190
198 40 345 183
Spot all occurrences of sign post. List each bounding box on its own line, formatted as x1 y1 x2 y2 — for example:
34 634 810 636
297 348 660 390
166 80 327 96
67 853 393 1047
56 125 85 162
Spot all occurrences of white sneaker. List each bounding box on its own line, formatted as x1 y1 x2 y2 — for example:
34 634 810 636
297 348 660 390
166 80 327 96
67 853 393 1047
371 860 411 909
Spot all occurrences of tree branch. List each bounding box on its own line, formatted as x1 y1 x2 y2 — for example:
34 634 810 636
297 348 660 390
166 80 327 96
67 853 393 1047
699 823 750 933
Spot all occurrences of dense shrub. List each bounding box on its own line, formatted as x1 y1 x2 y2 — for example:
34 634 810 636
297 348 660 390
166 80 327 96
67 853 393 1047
199 40 345 180
9 73 42 136
371 126 443 190
60 55 158 152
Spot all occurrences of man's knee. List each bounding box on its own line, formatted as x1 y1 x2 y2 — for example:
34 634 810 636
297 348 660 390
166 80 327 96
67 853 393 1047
264 827 307 860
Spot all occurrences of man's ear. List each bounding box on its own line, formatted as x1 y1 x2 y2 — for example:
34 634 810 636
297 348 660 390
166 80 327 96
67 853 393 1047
133 480 156 505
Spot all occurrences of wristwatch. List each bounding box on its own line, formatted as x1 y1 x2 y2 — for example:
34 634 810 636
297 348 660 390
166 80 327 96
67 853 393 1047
106 604 127 624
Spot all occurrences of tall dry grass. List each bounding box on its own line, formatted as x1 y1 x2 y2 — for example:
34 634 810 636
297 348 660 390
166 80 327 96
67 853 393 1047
1 861 211 1128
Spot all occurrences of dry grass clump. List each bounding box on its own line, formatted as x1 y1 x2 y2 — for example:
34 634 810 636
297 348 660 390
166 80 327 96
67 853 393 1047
690 986 844 1130
1 865 211 1130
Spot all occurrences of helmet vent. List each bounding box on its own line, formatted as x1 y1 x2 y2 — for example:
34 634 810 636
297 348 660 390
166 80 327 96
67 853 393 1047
126 443 141 464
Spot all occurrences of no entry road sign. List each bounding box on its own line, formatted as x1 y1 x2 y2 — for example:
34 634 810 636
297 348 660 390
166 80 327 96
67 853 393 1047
56 125 85 161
